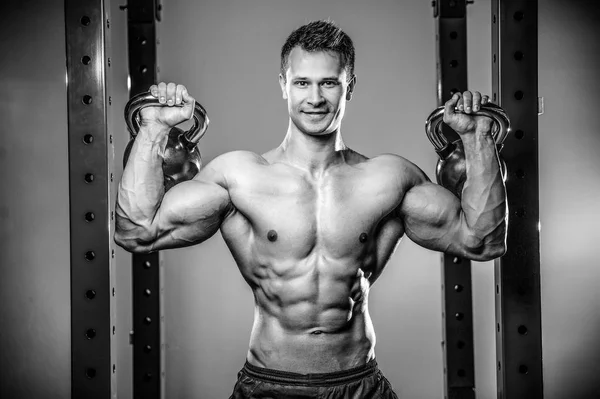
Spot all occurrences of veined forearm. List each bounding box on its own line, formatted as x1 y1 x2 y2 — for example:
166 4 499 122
116 124 169 230
460 129 507 247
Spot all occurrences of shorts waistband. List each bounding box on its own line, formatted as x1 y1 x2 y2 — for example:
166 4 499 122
242 359 379 386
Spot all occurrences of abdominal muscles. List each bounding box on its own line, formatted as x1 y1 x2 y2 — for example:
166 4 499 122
246 252 376 372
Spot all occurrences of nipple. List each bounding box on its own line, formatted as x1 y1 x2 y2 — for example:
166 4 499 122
267 230 278 242
359 233 368 243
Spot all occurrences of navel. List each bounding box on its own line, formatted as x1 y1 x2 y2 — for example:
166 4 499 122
267 230 278 242
359 232 368 243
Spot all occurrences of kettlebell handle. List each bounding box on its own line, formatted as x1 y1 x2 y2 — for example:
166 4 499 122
425 103 510 155
124 91 209 146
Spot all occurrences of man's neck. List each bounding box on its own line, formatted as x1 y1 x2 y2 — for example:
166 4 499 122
278 122 347 177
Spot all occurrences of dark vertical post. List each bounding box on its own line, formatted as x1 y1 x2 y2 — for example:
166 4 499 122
126 1 162 398
433 1 476 398
65 0 116 397
492 1 544 398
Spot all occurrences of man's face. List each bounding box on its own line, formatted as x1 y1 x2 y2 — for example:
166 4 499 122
279 47 355 136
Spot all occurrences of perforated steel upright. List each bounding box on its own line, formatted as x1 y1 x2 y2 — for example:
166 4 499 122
492 1 544 398
126 1 163 398
65 0 117 397
433 1 476 398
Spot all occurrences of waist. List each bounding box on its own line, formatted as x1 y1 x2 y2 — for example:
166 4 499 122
242 358 379 386
247 318 375 373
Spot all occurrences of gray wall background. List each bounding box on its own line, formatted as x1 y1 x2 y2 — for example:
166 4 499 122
0 1 71 397
0 0 599 398
538 1 600 397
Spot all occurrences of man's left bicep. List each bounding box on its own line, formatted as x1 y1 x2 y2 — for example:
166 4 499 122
399 182 465 255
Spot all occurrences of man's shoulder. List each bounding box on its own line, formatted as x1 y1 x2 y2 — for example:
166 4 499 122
212 150 266 163
206 150 268 171
368 153 418 171
367 153 430 186
196 150 266 185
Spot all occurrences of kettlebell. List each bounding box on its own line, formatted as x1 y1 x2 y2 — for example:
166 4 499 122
123 91 209 191
425 102 510 198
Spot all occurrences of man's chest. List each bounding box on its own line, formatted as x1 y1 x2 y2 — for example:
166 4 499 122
227 167 404 257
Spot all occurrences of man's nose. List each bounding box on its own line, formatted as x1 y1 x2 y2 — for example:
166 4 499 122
307 86 325 107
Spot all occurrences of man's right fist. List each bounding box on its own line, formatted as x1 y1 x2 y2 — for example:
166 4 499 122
140 82 195 128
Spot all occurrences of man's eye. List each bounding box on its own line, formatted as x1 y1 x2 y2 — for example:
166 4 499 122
322 81 337 87
295 81 308 86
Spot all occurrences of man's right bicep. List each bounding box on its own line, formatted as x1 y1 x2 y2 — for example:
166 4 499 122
148 178 232 252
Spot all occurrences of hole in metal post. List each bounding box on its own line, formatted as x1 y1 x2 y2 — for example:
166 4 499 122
457 369 466 377
144 289 152 297
144 317 152 325
80 16 91 26
519 364 529 374
144 261 152 269
85 290 96 300
449 31 458 39
450 60 458 68
453 257 462 264
81 56 91 65
85 173 94 183
82 95 93 105
518 325 528 335
85 368 96 379
514 51 524 61
85 251 96 261
515 169 525 179
457 340 465 349
514 11 524 21
454 284 463 293
85 212 95 222
455 312 464 321
83 134 94 144
514 90 524 100
85 329 96 339
144 345 152 353
515 129 524 139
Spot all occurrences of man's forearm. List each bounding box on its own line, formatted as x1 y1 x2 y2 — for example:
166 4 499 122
115 124 170 233
460 128 508 251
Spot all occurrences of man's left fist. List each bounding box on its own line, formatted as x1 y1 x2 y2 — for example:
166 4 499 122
443 90 493 135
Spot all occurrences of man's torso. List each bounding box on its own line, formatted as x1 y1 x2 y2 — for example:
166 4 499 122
212 148 414 373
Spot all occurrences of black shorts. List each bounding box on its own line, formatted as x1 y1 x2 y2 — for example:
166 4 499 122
228 358 399 398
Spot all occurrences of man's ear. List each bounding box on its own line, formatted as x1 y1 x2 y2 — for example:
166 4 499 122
278 74 288 100
346 75 357 101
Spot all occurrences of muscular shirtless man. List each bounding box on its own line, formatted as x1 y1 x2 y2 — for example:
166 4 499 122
115 20 507 399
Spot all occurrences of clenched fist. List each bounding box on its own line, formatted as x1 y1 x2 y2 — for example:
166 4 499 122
140 82 196 129
443 90 494 136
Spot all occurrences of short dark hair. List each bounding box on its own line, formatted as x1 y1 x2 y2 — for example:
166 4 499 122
280 20 355 81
